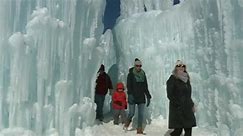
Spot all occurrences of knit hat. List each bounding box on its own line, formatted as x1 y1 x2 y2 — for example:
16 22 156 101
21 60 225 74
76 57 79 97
134 58 142 66
99 64 105 72
175 60 185 66
116 82 124 90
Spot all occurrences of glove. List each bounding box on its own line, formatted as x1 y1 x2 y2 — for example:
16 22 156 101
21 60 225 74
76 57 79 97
146 98 151 107
114 101 122 106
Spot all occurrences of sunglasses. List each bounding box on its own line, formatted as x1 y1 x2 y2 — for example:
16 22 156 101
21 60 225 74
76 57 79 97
176 64 185 68
135 65 142 67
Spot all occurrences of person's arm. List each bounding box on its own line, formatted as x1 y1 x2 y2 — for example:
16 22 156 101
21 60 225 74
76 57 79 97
186 80 194 106
108 75 113 90
125 93 127 103
143 74 151 107
144 75 152 99
123 92 128 109
187 81 195 111
166 75 181 107
107 75 113 95
127 72 133 94
112 92 116 102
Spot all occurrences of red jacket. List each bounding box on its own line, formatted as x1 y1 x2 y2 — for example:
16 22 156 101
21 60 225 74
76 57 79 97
112 91 127 110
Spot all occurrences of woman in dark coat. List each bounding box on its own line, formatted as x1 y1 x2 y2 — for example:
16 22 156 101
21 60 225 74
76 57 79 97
166 60 196 136
124 58 152 134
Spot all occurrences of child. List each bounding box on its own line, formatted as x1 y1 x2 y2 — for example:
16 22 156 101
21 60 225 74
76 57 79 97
112 82 127 125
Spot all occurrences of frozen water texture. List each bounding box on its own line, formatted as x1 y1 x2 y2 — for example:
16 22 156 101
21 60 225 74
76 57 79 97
0 0 243 135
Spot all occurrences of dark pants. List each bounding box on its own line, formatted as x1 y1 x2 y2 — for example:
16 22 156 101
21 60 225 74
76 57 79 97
94 94 105 120
170 128 192 136
113 109 126 125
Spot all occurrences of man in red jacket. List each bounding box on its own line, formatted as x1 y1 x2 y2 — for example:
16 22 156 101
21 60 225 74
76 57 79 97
95 64 113 121
112 82 127 125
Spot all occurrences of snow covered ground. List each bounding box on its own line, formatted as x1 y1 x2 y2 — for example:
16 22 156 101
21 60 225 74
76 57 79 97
76 117 217 136
0 117 218 136
1 0 243 135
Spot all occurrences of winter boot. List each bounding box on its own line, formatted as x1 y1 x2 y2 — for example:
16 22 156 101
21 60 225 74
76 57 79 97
123 120 131 131
137 128 143 134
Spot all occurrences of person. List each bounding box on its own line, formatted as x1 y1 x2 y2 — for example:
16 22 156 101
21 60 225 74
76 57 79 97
112 82 127 125
95 64 113 121
166 60 196 136
124 58 152 134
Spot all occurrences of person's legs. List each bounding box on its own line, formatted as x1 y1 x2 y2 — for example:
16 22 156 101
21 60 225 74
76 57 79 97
137 103 145 128
124 104 135 128
170 128 183 136
184 128 192 136
125 95 135 128
127 104 135 121
99 95 105 120
94 94 105 121
94 94 100 119
120 109 127 124
136 103 145 134
113 109 120 125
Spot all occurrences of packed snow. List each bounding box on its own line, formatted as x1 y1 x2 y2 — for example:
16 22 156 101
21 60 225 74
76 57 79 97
0 0 243 136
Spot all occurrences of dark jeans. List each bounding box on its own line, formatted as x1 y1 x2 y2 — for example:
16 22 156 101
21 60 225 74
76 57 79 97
127 103 145 128
94 94 105 120
170 128 192 136
113 109 126 124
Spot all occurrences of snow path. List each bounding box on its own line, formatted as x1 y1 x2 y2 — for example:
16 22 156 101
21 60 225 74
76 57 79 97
78 117 217 136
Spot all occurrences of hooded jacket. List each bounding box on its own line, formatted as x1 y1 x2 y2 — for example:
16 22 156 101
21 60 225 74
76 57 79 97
112 90 127 110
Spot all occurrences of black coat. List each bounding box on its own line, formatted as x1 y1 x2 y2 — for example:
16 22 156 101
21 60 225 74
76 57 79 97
127 67 151 104
166 75 196 128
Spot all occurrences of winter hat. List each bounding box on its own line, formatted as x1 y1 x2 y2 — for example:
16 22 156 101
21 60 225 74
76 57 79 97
175 60 185 66
116 82 124 90
134 58 142 66
99 64 105 72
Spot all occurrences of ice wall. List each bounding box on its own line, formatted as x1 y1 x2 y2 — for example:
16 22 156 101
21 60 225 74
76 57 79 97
1 0 243 135
0 0 117 135
115 0 243 135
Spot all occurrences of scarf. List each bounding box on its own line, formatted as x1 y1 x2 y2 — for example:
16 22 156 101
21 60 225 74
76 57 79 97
176 72 188 83
133 68 145 82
